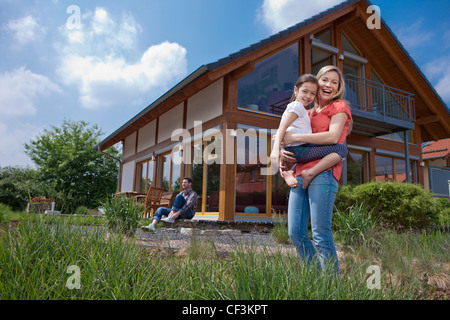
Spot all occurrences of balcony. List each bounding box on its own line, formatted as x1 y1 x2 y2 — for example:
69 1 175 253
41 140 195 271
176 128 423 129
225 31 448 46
344 74 415 137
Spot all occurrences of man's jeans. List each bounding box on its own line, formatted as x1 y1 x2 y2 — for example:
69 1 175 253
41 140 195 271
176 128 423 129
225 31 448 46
287 170 339 274
152 194 195 222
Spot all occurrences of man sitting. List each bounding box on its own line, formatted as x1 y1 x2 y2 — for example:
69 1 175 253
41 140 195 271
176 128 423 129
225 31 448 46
142 177 198 231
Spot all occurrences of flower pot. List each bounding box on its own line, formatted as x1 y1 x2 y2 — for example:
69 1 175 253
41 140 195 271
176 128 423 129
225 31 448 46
27 203 52 214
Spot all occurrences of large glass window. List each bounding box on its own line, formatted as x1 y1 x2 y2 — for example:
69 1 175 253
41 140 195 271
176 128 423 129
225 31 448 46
272 172 289 215
235 128 268 214
186 137 221 213
375 155 394 182
158 150 181 193
379 131 412 142
375 155 417 183
137 158 154 193
205 136 221 212
311 27 335 75
189 142 204 212
347 151 366 185
394 158 406 183
342 33 360 55
237 43 299 116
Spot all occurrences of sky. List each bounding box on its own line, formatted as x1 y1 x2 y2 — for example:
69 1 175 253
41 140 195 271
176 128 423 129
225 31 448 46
0 0 449 168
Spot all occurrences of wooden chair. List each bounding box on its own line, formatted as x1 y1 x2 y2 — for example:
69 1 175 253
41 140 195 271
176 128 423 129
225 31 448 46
159 191 177 209
133 186 165 218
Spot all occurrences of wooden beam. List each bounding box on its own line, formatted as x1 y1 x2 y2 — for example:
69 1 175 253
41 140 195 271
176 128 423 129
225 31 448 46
219 122 236 221
415 114 439 125
302 35 311 74
230 61 255 80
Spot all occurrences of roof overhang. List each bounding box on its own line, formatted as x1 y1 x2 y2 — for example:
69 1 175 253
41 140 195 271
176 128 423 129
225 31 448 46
95 65 210 151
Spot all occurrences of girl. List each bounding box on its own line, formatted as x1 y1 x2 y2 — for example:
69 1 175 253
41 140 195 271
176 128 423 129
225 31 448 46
270 74 347 189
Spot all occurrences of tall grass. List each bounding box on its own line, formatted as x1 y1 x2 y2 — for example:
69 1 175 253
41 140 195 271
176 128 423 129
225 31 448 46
1 215 436 300
0 216 157 299
101 195 142 235
333 202 380 247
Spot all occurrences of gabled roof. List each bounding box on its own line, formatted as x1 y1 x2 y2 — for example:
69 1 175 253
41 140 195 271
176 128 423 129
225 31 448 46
96 0 449 151
422 138 450 160
205 0 359 70
96 0 360 151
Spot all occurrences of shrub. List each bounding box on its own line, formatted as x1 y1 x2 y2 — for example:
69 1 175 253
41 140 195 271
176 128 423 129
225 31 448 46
334 184 355 211
335 182 437 230
0 203 13 223
0 166 45 211
74 206 90 215
434 198 450 227
101 195 142 235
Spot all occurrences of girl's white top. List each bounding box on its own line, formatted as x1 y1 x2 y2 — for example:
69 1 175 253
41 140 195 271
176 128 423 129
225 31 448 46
281 101 312 147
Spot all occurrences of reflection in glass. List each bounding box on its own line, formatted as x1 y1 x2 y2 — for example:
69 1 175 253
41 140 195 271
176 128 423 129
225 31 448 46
205 137 221 212
235 131 267 214
137 160 154 193
394 158 406 183
375 155 393 182
347 152 364 185
237 44 299 116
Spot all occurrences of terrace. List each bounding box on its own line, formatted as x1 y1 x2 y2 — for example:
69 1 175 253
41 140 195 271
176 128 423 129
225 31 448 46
344 74 415 137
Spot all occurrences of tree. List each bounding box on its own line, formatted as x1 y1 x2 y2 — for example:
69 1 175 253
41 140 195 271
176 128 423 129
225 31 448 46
24 120 120 213
0 166 44 211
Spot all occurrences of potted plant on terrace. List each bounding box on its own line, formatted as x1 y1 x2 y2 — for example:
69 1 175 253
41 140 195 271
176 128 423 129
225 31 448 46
27 196 53 214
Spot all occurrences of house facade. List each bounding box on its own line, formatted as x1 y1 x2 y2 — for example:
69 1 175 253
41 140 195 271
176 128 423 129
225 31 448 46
422 138 450 198
96 0 450 221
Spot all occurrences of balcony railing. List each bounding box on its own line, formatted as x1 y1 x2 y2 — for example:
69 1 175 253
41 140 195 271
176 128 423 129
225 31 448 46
344 74 415 123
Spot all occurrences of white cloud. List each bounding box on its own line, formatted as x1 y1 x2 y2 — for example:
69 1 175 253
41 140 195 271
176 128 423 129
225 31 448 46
56 8 187 109
0 67 62 117
3 15 47 45
258 0 342 34
424 57 450 104
395 20 434 49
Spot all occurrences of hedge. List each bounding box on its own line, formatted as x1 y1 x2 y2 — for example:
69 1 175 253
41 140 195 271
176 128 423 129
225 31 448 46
334 182 446 230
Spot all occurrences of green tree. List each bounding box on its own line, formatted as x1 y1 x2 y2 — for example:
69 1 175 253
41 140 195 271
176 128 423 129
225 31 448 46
0 166 44 211
24 120 120 213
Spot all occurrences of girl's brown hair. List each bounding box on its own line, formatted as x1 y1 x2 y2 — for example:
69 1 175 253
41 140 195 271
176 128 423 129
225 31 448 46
289 74 319 103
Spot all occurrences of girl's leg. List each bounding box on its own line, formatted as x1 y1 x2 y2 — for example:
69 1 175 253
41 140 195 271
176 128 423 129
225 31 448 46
307 170 339 274
300 153 341 189
287 144 347 189
289 144 347 163
287 177 320 269
280 161 298 188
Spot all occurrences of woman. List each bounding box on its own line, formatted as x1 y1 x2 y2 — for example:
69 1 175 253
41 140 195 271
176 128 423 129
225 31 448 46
281 65 352 274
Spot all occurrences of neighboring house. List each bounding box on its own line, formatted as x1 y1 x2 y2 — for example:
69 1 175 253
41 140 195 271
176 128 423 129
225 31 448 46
422 138 450 198
96 0 450 221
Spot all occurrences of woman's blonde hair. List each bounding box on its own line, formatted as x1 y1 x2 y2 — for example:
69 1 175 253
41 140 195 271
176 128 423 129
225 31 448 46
313 65 352 135
313 65 346 109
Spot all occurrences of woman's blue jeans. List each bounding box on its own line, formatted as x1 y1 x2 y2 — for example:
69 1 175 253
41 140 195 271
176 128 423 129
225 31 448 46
152 194 194 222
288 170 339 274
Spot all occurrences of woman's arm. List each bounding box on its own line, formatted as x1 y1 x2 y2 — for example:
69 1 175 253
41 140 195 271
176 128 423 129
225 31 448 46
283 112 348 146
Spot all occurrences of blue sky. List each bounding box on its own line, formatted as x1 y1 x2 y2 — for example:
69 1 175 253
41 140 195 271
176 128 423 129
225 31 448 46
0 0 449 167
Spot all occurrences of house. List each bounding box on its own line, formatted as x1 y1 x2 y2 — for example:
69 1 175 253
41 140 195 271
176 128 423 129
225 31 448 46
422 138 450 198
95 0 450 221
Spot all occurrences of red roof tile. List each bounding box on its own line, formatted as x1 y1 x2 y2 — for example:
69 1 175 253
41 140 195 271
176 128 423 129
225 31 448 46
422 138 450 159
